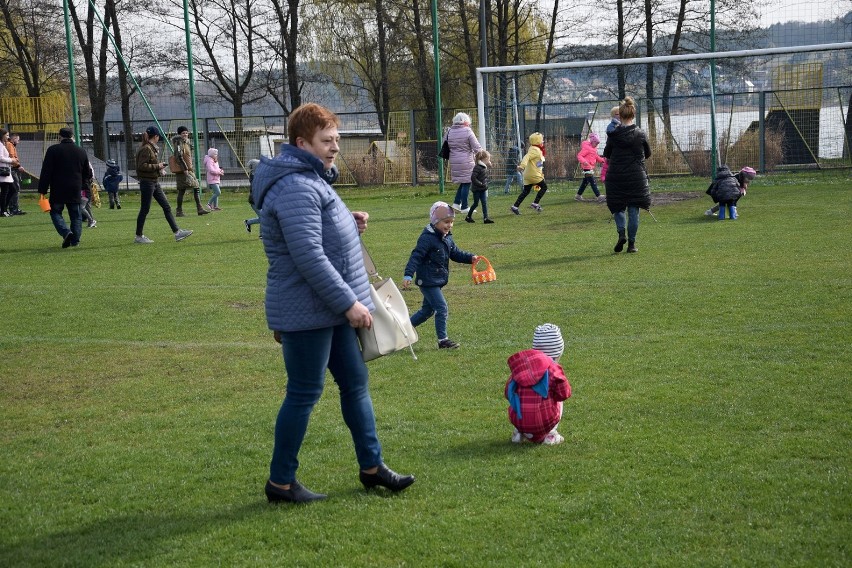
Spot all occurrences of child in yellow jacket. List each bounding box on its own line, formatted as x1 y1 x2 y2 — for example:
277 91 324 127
510 132 547 214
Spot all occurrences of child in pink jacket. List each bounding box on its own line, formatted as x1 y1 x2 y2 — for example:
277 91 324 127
204 148 225 211
505 323 572 445
575 132 606 203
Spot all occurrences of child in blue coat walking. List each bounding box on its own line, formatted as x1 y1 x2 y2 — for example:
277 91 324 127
403 201 478 349
102 159 123 209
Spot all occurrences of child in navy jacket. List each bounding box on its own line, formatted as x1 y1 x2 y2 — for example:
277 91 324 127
102 159 123 209
403 201 477 350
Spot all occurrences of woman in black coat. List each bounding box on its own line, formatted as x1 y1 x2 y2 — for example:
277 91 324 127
603 96 651 253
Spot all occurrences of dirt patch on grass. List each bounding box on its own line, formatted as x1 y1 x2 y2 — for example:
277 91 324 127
651 191 703 206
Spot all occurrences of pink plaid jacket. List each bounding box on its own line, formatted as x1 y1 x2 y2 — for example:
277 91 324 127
505 349 571 442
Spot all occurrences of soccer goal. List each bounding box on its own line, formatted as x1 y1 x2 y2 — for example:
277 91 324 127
476 42 852 185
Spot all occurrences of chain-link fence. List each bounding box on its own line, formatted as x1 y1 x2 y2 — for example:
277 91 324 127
5 85 850 193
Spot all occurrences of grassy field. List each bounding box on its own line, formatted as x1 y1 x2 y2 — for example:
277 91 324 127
1 171 849 566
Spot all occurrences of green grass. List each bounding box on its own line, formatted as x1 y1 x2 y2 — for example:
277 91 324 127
1 171 850 566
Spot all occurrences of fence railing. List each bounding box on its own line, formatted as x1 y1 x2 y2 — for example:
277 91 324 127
5 86 850 193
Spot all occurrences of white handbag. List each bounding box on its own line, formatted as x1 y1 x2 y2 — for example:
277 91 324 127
358 243 418 361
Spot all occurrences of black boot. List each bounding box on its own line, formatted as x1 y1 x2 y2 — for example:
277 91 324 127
614 230 627 253
176 188 185 214
627 240 638 253
193 190 209 215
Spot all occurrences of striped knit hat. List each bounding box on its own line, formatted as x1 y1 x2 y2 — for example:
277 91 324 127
533 323 564 360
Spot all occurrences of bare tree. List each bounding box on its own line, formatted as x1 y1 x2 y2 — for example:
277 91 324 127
262 0 303 114
0 0 66 98
68 0 117 159
173 0 269 119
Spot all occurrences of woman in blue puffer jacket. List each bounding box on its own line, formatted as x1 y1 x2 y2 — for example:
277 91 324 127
252 103 414 504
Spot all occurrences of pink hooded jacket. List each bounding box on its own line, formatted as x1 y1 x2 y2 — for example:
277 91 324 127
577 140 605 170
204 153 225 184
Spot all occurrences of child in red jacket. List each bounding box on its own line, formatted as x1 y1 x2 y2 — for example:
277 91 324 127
505 323 572 445
575 132 606 203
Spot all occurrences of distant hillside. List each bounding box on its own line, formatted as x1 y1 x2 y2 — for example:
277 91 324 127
764 12 852 47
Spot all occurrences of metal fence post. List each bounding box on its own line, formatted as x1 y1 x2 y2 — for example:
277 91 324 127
409 109 418 186
759 90 766 173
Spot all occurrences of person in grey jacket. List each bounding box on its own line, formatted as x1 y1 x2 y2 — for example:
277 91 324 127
252 103 414 504
603 96 652 254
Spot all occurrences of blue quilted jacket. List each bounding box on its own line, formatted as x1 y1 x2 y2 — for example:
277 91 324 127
252 145 374 332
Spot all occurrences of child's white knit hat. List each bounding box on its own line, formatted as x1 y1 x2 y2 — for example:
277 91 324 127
533 323 564 360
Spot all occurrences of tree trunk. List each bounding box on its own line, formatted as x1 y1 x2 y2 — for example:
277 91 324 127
662 0 687 152
410 0 434 127
375 0 389 134
534 0 559 131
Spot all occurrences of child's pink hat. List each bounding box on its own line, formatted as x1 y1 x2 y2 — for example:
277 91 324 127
430 201 455 224
589 132 600 145
740 166 756 179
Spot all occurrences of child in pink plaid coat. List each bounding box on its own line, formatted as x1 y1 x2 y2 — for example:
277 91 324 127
505 323 572 445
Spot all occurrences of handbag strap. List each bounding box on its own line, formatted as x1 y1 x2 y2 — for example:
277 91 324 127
360 240 380 280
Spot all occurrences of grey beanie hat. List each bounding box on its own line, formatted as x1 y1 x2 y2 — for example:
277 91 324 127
532 323 565 360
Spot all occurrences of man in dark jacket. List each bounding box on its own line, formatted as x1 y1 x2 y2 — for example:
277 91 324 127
38 127 92 248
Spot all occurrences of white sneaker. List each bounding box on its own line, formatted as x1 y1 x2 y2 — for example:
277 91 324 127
542 430 564 445
459 206 470 214
88 220 97 228
704 209 716 216
574 194 584 201
451 203 462 211
511 428 522 443
134 235 154 244
174 228 193 241
596 194 607 203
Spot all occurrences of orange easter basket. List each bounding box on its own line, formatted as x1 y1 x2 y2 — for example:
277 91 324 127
472 256 496 284
38 194 51 212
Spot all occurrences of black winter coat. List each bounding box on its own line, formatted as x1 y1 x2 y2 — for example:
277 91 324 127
37 139 91 204
706 165 742 203
603 124 652 212
471 163 488 192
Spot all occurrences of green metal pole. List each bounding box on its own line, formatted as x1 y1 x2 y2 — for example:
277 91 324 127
183 0 201 177
62 0 81 145
86 0 166 141
432 0 444 194
709 0 718 176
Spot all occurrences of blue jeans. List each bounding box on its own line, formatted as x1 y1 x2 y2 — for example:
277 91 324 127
453 183 471 209
49 202 82 245
410 285 449 340
269 324 382 484
246 203 261 227
206 183 221 207
503 171 522 193
614 206 640 241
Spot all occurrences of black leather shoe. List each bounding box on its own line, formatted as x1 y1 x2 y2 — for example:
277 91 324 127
360 464 415 492
265 480 327 503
